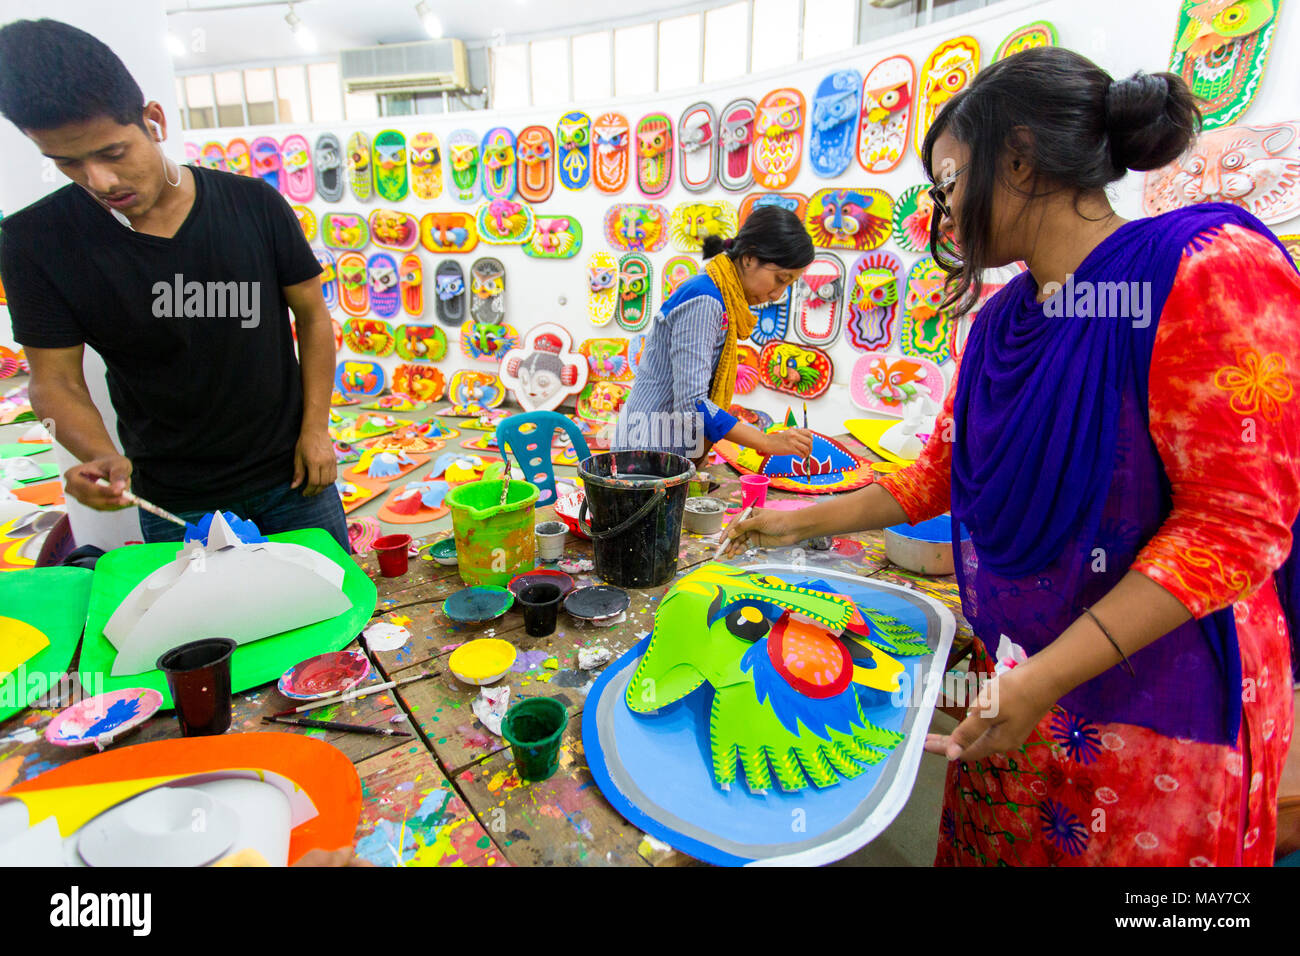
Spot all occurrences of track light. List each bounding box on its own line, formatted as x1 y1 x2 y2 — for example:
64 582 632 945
166 33 186 58
285 3 318 52
415 1 443 39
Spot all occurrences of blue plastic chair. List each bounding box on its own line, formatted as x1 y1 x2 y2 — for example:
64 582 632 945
495 410 591 507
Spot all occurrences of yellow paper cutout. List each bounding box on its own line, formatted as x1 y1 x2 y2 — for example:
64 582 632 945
11 774 187 837
0 616 50 678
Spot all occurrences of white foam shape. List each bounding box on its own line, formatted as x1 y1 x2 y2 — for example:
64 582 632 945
103 514 350 676
0 814 64 867
77 786 238 867
363 622 411 651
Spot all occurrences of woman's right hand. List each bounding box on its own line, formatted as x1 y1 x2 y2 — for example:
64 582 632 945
65 454 134 510
722 508 807 556
761 428 815 459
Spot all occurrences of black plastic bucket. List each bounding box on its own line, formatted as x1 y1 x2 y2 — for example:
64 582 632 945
577 451 696 589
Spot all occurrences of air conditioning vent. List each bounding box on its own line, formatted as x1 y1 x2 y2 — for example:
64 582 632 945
340 39 469 94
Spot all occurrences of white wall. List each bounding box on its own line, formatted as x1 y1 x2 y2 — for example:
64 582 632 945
0 0 181 547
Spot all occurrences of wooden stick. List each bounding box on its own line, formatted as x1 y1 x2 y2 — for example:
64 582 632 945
93 477 188 527
271 671 433 717
713 506 753 561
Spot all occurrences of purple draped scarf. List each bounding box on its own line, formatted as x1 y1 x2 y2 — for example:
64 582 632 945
951 203 1299 744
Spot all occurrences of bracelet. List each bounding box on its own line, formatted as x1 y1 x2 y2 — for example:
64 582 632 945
1081 606 1136 678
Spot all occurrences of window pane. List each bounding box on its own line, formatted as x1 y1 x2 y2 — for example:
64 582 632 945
213 70 244 127
244 68 276 125
572 31 611 100
752 0 798 70
345 91 380 121
703 2 747 83
658 14 701 92
275 66 310 123
308 62 343 123
614 23 654 97
491 43 529 110
803 0 855 59
174 78 188 130
184 74 214 129
530 38 569 107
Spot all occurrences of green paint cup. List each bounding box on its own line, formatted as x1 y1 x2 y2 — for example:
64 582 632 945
500 697 567 781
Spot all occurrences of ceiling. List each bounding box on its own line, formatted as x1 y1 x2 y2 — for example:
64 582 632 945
166 0 732 70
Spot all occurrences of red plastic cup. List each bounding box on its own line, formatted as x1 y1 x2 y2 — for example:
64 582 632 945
373 533 413 577
740 475 770 510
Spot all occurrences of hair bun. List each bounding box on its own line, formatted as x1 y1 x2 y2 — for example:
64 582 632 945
701 234 728 259
1104 70 1200 172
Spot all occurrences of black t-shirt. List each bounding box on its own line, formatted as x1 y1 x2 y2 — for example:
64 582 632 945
0 166 322 511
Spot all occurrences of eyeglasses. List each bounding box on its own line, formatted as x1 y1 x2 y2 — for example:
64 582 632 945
928 163 968 222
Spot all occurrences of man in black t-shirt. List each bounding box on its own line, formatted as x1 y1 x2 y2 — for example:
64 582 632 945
0 19 346 550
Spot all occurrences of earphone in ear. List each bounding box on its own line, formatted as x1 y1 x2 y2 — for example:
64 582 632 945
149 120 163 141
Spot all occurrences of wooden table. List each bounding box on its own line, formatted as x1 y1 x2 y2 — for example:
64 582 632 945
0 428 972 867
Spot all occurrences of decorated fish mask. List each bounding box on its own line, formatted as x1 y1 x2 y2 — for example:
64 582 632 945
717 99 757 191
752 90 805 189
592 113 630 193
557 111 592 189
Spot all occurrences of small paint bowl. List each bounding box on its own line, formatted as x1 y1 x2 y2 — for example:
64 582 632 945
278 649 372 701
46 688 163 750
508 568 576 599
429 537 458 566
448 638 517 685
444 585 515 625
683 496 726 534
883 515 970 576
564 585 631 622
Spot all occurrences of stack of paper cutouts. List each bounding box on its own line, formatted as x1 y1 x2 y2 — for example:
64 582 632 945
584 562 953 865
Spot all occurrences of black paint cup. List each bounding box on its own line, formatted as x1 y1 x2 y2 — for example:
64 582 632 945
518 582 562 637
157 638 238 737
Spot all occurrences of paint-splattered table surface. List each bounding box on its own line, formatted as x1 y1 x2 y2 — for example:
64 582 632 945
0 421 971 868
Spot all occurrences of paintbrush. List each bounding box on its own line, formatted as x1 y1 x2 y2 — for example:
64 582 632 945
713 505 753 561
802 401 810 473
263 715 412 736
93 477 188 527
270 671 433 717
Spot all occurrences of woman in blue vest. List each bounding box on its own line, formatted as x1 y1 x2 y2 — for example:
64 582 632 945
612 206 816 467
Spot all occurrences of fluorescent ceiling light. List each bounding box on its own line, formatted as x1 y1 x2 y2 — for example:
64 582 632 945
415 1 443 39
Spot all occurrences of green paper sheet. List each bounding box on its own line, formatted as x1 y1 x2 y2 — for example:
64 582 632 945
0 444 49 459
0 566 93 723
78 528 377 710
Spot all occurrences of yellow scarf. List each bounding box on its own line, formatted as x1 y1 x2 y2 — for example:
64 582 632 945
705 253 756 411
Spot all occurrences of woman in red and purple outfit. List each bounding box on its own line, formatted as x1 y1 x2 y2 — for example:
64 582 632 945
728 47 1299 866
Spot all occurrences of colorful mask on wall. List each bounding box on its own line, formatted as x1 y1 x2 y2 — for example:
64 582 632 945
846 250 903 352
314 248 338 310
661 255 700 300
460 318 518 363
524 216 583 259
372 130 409 202
891 184 935 254
849 352 945 416
635 113 674 198
752 88 805 190
915 37 980 159
250 136 282 192
200 141 227 172
1143 121 1300 223
343 317 395 357
677 102 717 193
857 55 914 174
395 323 447 362
336 252 368 318
313 133 344 201
738 191 809 224
794 253 845 347
409 131 442 200
591 112 631 193
447 370 506 414
474 199 536 245
280 134 315 201
447 129 480 204
579 337 634 382
994 19 1057 60
434 261 466 326
805 188 893 251
900 257 955 364
368 208 420 251
749 287 792 347
500 322 589 414
293 205 317 242
335 360 386 397
557 111 592 190
419 212 478 255
717 98 757 192
392 364 447 404
346 131 372 202
735 343 761 395
323 212 369 251
809 70 862 178
399 253 422 316
577 381 630 427
603 203 669 252
616 253 653 332
1280 234 1300 267
516 125 554 203
759 341 833 399
469 257 506 325
479 127 517 200
366 253 401 319
224 138 251 176
587 252 618 327
1169 0 1278 129
669 200 739 253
